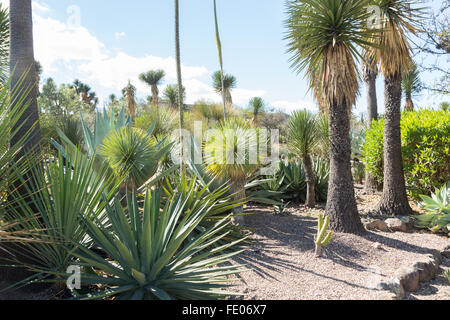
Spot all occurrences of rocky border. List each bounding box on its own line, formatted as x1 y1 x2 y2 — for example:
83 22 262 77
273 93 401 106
378 245 450 299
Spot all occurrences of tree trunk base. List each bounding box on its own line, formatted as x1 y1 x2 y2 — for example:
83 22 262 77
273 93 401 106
363 172 381 194
375 197 412 216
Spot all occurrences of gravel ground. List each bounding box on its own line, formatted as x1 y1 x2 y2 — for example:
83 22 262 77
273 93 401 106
230 189 449 300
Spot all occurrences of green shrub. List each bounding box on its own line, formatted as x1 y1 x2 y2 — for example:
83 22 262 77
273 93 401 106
363 109 450 198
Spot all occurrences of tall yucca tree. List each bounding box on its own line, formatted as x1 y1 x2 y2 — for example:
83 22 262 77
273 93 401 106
402 62 421 112
288 110 318 208
122 81 136 121
362 53 379 193
213 0 227 120
139 69 165 107
248 97 265 126
285 0 374 233
213 71 236 111
368 0 423 216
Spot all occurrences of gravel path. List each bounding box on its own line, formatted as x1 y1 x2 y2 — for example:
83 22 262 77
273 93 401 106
230 191 449 300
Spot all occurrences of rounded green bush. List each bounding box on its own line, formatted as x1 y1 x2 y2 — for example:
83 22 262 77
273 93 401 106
363 109 450 199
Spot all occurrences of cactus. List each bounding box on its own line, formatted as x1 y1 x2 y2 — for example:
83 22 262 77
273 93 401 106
314 214 333 257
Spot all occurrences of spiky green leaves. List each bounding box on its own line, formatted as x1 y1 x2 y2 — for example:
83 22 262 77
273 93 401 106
368 0 424 76
212 71 236 94
204 119 260 182
68 189 246 300
139 70 166 87
287 109 319 158
402 63 422 96
285 0 375 107
100 127 172 189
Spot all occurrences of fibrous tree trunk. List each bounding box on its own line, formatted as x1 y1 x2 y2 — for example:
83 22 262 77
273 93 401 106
151 85 159 106
376 73 412 216
303 154 316 208
404 92 414 112
362 61 380 194
326 99 365 234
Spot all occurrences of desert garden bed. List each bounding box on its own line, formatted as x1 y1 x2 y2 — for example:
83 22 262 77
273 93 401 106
228 189 449 300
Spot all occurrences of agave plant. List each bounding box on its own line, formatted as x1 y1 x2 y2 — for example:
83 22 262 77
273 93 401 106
161 175 247 247
60 189 246 300
416 182 450 235
54 108 172 190
4 150 119 273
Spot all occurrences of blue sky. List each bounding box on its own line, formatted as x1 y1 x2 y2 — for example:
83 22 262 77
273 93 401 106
2 0 447 114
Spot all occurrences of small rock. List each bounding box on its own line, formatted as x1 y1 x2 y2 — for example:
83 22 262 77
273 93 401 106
394 266 420 292
365 219 389 232
412 260 436 282
372 242 383 249
385 218 408 232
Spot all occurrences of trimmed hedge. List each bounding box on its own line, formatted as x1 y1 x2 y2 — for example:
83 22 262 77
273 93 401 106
363 109 450 199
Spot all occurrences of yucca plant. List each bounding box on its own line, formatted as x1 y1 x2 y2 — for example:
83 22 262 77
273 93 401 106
139 69 166 107
204 118 260 215
288 110 319 207
248 97 265 126
4 150 119 274
402 62 421 112
285 0 374 233
100 126 172 190
135 106 178 138
212 71 236 111
58 189 246 300
368 0 423 217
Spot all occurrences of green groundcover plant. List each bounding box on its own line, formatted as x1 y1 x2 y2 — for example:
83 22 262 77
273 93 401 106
363 109 450 199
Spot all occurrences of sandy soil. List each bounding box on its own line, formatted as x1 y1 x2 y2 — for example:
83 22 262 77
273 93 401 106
230 188 449 300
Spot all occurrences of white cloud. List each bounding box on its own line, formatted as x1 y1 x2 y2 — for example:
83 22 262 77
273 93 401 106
271 99 318 114
114 32 126 40
33 1 50 12
33 14 108 73
27 4 266 107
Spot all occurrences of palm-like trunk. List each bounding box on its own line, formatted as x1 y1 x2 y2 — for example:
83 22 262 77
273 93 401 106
225 89 232 111
376 74 412 216
326 99 364 234
10 0 40 153
303 154 315 208
404 92 414 112
362 62 380 194
151 85 159 106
